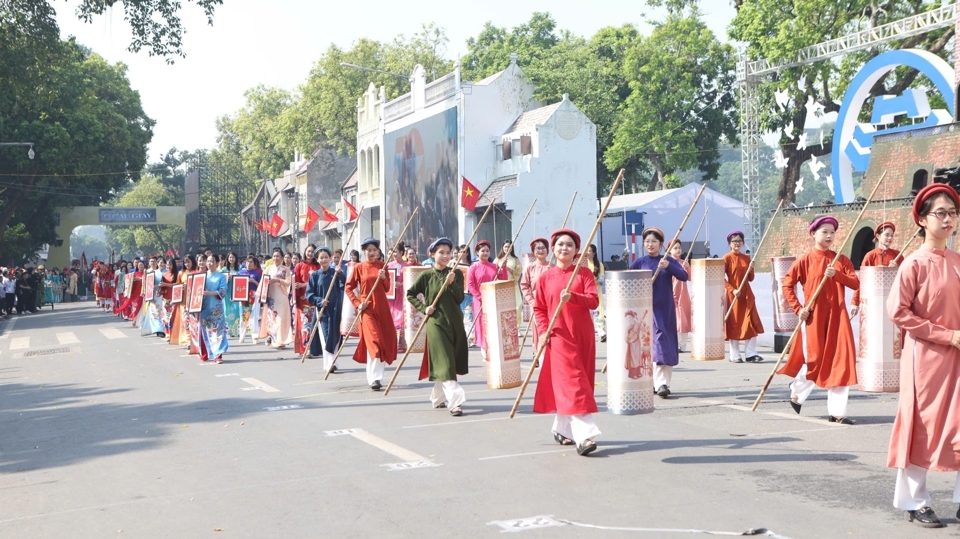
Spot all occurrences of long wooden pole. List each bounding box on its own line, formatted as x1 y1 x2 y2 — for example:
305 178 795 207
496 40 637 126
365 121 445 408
751 171 887 411
509 169 626 418
724 199 784 322
300 205 365 363
383 204 495 395
518 192 578 352
682 207 709 268
323 208 419 380
892 229 922 264
463 198 538 340
650 183 708 283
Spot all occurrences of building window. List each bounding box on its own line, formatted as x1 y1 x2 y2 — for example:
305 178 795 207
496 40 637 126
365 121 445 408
496 143 503 162
911 169 928 195
511 139 521 159
359 149 367 192
373 145 380 187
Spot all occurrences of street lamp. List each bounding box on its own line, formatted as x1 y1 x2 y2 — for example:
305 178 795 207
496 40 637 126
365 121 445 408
340 62 411 82
0 142 35 159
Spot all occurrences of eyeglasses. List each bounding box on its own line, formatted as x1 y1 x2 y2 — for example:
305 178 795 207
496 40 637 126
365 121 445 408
729 240 744 244
927 209 959 220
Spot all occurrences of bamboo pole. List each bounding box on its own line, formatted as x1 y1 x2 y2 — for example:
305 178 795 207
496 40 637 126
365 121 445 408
724 199 784 322
383 204 495 395
518 192 578 352
751 171 887 411
300 205 365 363
323 208 419 380
508 169 626 418
463 198 538 340
892 229 922 264
650 183 708 283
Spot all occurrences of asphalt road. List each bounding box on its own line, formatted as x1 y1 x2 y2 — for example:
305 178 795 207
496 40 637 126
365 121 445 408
0 302 952 538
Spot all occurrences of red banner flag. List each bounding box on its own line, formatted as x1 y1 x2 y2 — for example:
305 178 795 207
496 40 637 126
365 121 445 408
320 205 339 223
252 218 264 231
305 206 321 233
461 176 480 211
269 214 285 237
261 217 270 232
342 198 359 222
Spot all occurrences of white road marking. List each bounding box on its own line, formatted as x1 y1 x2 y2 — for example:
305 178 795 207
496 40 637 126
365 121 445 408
10 337 29 350
382 460 441 471
488 516 565 533
56 332 80 344
264 404 302 411
0 316 18 338
347 428 426 462
99 328 127 340
215 373 240 377
241 377 280 393
723 404 850 426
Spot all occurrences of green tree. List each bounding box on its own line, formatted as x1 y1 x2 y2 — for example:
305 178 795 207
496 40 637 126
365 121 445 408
104 175 183 255
729 0 953 202
9 0 222 60
605 9 738 193
215 85 295 181
70 230 110 261
0 19 154 261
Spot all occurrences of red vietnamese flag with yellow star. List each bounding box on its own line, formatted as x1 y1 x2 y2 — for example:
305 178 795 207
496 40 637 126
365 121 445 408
320 205 339 222
304 207 321 233
342 198 359 222
461 176 479 211
269 214 284 237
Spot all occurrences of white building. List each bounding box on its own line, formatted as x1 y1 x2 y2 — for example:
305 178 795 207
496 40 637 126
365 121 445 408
351 54 597 258
599 183 747 262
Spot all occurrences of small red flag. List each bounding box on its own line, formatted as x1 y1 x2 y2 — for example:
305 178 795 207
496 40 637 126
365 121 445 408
270 214 285 237
261 217 270 231
461 176 480 211
253 218 264 231
165 249 173 257
320 205 339 223
304 207 321 233
343 198 359 222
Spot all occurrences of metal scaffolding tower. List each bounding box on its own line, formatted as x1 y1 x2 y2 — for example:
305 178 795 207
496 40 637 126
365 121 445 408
736 3 956 245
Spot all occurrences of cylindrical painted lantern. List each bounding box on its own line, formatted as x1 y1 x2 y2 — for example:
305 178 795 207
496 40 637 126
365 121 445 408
857 266 901 392
480 279 521 389
691 259 725 360
604 270 655 415
402 266 430 354
771 256 798 352
339 264 360 338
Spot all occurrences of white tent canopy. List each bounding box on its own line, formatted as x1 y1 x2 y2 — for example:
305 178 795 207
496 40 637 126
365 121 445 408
598 183 747 262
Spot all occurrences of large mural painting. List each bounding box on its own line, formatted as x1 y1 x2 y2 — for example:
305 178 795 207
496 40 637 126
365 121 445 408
383 106 459 257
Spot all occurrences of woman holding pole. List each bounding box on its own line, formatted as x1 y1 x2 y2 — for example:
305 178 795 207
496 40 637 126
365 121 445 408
406 238 468 416
629 227 688 398
723 231 764 363
346 238 397 391
467 240 507 358
886 184 960 528
779 215 859 423
520 238 551 351
668 240 692 353
533 229 600 456
306 247 345 373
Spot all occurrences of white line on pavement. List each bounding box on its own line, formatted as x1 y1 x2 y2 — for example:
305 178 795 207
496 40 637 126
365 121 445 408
10 337 29 350
0 316 18 338
722 404 848 426
99 328 127 340
348 429 426 462
241 377 280 393
56 332 80 344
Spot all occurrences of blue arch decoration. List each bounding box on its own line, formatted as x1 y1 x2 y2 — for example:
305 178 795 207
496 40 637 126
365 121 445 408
831 49 955 203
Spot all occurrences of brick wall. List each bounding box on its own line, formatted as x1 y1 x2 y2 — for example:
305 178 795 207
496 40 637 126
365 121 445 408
755 122 960 271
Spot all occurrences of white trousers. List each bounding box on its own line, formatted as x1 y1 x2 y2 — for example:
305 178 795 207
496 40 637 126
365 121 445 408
654 364 673 388
430 381 466 409
677 333 688 352
552 414 601 445
894 464 960 510
318 328 337 372
729 337 757 358
366 357 385 385
790 364 850 417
